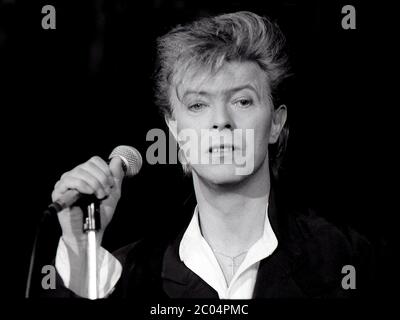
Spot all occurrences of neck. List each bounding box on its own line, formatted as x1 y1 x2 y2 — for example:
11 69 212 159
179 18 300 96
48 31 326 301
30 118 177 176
193 159 271 256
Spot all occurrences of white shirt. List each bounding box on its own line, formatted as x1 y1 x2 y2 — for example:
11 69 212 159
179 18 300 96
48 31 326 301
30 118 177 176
179 204 278 299
56 204 278 299
56 238 122 298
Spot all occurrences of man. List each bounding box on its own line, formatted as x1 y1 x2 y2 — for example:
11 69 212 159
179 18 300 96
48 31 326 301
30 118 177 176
48 11 373 299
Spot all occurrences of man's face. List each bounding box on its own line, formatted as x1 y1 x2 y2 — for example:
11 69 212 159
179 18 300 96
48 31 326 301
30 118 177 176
168 61 281 186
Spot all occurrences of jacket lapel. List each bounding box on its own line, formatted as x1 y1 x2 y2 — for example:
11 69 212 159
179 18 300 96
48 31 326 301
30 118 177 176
253 187 306 298
160 193 218 298
161 231 219 298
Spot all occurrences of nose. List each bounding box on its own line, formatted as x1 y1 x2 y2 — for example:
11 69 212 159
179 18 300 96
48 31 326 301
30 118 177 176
212 104 233 130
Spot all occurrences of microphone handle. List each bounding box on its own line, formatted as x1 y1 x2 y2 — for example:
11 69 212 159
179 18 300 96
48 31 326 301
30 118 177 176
45 191 104 216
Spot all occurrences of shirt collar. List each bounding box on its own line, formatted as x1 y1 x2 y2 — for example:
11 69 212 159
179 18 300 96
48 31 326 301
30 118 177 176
178 202 278 292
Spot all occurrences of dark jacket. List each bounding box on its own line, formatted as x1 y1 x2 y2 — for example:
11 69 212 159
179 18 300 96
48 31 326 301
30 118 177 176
47 187 375 299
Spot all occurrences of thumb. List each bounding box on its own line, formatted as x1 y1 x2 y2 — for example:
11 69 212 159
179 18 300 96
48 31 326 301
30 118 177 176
109 156 125 188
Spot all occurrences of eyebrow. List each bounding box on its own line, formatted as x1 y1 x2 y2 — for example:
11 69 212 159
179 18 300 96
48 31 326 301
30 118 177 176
181 84 261 101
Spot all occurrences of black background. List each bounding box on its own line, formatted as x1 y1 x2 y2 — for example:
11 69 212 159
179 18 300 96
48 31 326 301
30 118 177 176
0 0 396 311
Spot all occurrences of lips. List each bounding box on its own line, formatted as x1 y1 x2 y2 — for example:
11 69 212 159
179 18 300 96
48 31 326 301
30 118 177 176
209 145 235 153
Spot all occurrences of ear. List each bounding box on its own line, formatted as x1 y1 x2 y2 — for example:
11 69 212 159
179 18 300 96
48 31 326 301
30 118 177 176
269 104 287 144
165 115 178 142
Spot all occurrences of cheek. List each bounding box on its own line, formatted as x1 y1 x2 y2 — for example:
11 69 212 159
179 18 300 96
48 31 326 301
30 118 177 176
241 108 271 140
254 124 270 157
175 115 193 134
248 112 272 158
174 116 202 155
174 109 205 132
258 118 272 141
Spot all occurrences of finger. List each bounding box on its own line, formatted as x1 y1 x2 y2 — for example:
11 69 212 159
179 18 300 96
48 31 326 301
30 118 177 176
88 156 114 187
69 167 107 199
81 161 113 191
109 157 124 188
52 176 95 202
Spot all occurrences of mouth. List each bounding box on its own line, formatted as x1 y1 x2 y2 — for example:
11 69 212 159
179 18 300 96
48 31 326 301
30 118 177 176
209 145 235 154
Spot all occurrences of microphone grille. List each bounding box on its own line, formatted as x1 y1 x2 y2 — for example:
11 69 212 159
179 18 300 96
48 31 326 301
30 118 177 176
109 145 143 177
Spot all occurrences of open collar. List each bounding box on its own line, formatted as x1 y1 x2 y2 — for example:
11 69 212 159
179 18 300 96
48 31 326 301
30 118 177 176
160 187 305 298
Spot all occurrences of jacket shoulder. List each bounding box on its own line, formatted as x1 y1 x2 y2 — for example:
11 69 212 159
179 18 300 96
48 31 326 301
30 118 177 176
295 209 372 261
291 209 375 297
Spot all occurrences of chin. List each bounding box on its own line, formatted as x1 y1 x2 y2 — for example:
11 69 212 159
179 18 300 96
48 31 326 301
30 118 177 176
192 164 250 186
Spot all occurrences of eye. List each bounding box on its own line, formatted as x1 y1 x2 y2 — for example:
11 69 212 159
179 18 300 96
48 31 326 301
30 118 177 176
188 103 207 112
234 98 253 108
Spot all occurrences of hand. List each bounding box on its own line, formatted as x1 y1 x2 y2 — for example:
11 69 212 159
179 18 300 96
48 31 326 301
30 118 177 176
52 156 124 250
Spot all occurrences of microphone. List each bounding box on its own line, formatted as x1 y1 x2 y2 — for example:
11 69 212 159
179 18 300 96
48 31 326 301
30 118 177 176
45 145 142 216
